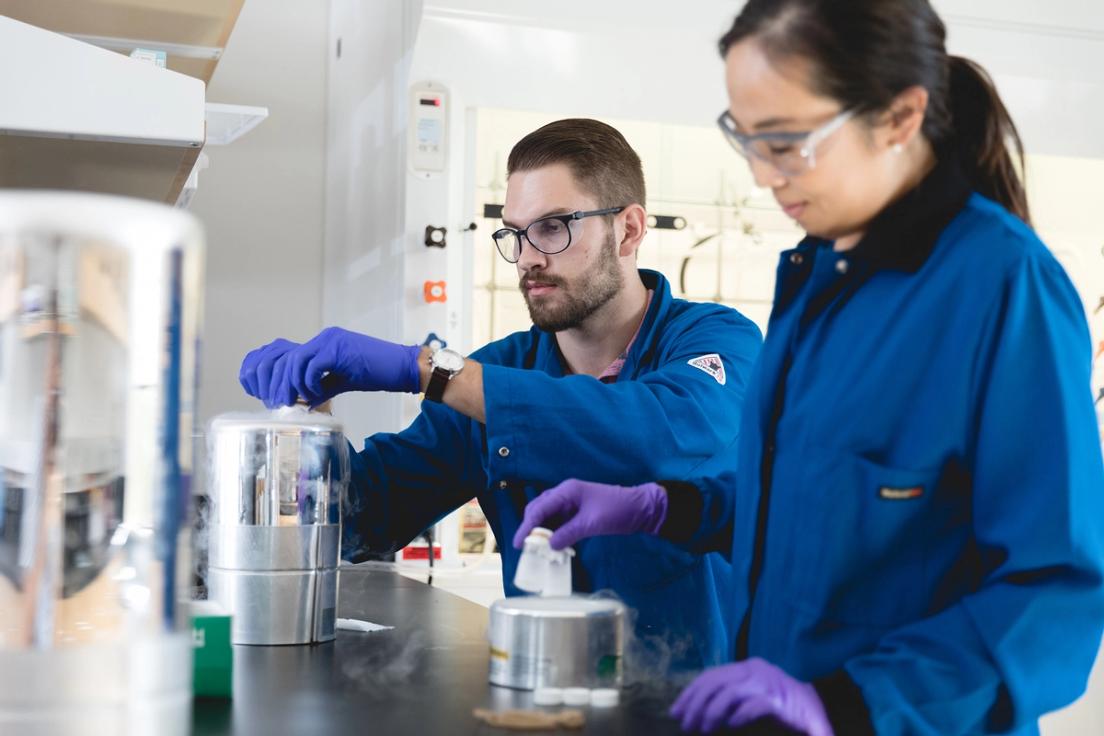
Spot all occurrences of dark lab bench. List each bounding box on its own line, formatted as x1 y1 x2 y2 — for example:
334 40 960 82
192 566 687 735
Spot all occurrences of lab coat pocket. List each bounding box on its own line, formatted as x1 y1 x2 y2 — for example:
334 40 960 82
788 447 939 628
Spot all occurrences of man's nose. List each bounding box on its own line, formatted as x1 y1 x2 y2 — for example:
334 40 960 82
515 233 548 271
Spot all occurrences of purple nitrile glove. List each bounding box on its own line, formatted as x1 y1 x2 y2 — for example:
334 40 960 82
239 338 300 407
668 659 834 736
283 327 423 407
239 328 422 409
511 479 669 551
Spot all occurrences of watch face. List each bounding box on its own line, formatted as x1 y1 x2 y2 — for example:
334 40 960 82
433 348 465 373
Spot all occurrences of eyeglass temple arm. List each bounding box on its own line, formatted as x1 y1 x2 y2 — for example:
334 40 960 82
573 206 625 219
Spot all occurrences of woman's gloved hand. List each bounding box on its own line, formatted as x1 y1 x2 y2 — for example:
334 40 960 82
669 659 833 735
239 327 422 408
512 478 669 551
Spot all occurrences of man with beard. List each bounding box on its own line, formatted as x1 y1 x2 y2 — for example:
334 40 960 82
237 118 762 668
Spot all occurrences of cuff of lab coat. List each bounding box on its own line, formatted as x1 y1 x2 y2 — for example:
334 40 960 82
812 670 875 736
655 480 704 543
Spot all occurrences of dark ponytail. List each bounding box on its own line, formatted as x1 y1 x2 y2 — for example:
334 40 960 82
945 56 1029 223
719 0 1030 224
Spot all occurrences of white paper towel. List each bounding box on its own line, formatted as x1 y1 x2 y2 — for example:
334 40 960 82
335 618 394 633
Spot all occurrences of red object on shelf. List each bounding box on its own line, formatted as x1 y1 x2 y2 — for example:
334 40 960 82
401 544 442 560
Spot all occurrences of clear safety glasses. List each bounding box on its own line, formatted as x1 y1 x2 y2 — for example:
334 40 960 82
492 207 625 264
717 109 854 177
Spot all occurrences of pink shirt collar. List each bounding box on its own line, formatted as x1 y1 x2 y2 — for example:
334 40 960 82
597 289 654 383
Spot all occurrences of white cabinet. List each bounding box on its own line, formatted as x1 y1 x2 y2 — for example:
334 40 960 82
0 1 264 205
0 15 205 204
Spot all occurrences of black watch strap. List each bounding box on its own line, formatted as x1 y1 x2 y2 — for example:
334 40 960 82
425 366 452 403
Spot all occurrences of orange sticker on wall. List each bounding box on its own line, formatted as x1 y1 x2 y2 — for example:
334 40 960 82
424 281 447 303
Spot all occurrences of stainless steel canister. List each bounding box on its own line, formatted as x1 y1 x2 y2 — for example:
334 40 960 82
488 597 625 690
0 191 204 736
205 409 348 645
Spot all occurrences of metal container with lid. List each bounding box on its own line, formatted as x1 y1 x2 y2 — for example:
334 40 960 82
488 596 625 690
0 191 204 736
205 406 349 645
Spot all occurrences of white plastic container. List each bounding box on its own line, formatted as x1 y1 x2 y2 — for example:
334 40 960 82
533 688 564 706
514 527 574 596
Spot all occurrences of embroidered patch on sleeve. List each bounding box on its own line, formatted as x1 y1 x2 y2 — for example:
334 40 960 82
688 353 726 385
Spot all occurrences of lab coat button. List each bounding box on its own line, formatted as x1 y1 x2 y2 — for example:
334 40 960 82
498 446 510 458
789 252 804 265
499 480 508 489
835 259 849 274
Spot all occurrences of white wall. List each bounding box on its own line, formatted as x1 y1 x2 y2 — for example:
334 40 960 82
417 0 1104 157
323 0 423 442
936 0 1104 160
190 0 330 427
190 0 424 446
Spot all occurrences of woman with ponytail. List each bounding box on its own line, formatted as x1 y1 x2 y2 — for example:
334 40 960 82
514 0 1104 733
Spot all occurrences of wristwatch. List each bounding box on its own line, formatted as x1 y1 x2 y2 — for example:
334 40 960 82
425 347 464 403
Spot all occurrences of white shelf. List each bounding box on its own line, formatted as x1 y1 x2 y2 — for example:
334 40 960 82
172 105 268 207
0 0 246 83
0 16 204 145
0 7 264 206
0 15 206 204
205 103 269 146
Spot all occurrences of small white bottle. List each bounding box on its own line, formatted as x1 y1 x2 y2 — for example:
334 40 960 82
514 527 554 593
543 546 573 596
514 527 574 595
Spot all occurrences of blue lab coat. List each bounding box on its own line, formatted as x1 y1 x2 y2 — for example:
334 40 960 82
664 161 1104 733
343 269 763 668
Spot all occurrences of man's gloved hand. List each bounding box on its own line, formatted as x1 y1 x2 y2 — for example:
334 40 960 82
668 659 833 735
239 338 300 408
512 479 669 551
239 327 422 408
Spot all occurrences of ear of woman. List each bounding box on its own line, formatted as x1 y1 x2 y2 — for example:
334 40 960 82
879 86 930 152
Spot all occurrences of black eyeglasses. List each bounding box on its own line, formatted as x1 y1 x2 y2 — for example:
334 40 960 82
492 207 625 263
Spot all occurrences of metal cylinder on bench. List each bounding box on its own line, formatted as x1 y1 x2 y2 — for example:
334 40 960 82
488 597 626 691
205 410 348 645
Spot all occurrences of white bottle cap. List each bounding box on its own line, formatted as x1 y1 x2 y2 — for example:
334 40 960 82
590 688 620 707
562 687 591 706
533 687 564 706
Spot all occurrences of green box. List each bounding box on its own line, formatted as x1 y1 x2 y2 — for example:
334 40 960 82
191 600 233 698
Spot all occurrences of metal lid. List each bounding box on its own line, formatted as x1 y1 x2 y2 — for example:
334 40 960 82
490 596 625 618
209 407 343 434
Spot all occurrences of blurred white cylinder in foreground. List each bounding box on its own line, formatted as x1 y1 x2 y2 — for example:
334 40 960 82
0 191 204 736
